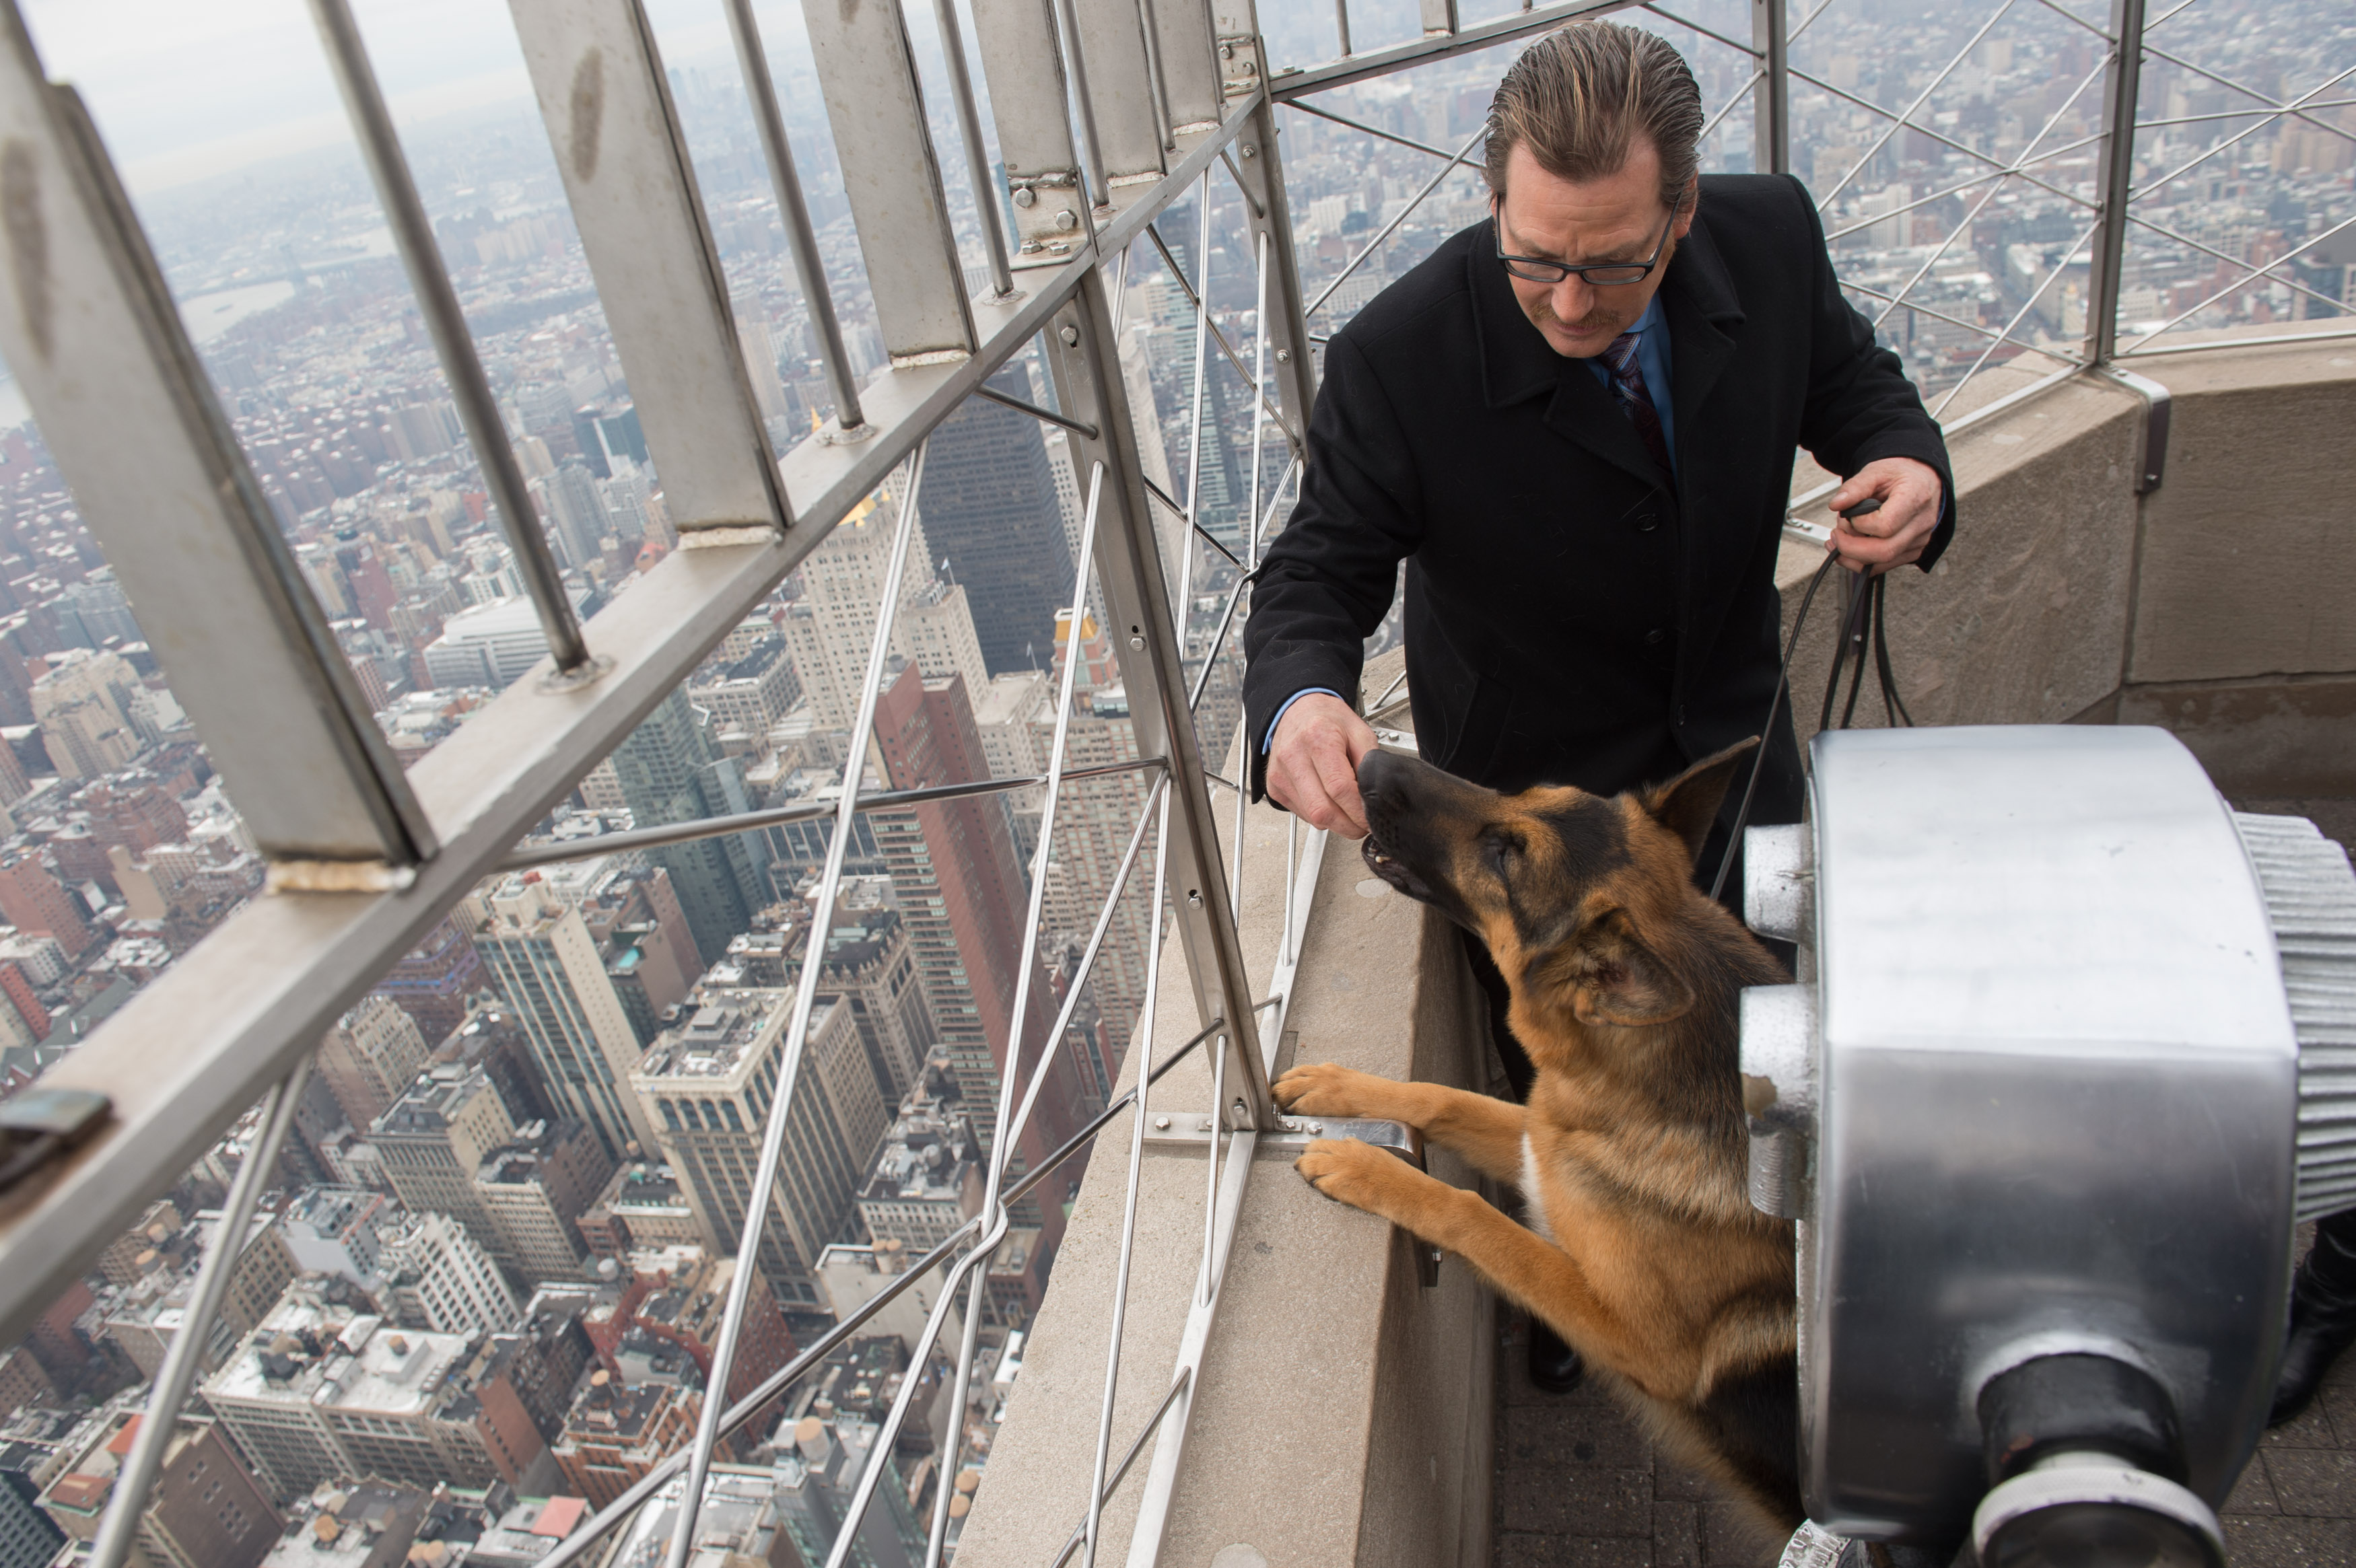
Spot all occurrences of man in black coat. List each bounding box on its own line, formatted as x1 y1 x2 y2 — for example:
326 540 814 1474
1244 23 1953 873
1240 22 1955 1394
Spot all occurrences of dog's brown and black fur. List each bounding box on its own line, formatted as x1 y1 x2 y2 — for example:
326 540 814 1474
1273 740 1801 1531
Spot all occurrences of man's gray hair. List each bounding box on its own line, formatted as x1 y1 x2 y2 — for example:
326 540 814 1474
1483 22 1704 214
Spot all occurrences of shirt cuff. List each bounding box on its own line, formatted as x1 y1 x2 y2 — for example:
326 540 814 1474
1263 688 1344 754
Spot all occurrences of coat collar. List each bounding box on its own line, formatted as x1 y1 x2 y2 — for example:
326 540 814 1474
1469 205 1748 490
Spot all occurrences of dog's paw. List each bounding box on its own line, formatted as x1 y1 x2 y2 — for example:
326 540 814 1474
1294 1136 1411 1216
1273 1061 1400 1121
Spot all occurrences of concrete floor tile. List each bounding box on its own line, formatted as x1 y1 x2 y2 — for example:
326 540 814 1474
1494 1533 1656 1567
1655 1461 1735 1503
2267 1449 2356 1518
2231 1456 2287 1516
2223 1513 2356 1567
1500 1404 1654 1470
1698 1499 1779 1567
1498 1468 1655 1537
1654 1501 1702 1567
2271 1398 2343 1451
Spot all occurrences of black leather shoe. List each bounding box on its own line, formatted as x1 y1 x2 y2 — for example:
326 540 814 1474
2272 1219 2356 1426
1527 1319 1586 1395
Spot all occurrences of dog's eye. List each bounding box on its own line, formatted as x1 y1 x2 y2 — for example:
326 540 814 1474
1482 834 1521 876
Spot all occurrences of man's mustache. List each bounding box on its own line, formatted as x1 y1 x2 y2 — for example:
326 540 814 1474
1529 297 1626 336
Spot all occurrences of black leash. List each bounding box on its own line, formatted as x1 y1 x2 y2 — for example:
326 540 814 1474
1707 499 1912 904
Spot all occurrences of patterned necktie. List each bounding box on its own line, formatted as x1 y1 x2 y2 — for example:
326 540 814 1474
1601 330 1673 478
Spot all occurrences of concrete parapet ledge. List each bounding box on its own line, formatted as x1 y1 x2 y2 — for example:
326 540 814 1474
956 649 1500 1568
1777 323 2356 797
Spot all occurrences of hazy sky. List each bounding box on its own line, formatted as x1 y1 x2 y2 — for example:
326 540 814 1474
18 0 764 193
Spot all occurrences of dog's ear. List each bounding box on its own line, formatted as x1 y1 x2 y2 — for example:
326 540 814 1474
1538 908 1695 1028
1640 737 1762 865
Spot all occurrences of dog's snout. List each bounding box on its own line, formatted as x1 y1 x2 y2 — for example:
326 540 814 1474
1358 746 1408 805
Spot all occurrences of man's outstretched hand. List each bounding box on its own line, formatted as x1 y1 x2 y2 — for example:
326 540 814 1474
1825 456 1943 575
1267 692 1378 839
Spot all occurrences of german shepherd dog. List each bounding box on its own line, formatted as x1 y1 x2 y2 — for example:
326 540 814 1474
1272 740 1803 1533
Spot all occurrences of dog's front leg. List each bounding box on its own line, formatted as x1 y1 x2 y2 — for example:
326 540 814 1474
1274 1063 1527 1184
1295 1138 1651 1381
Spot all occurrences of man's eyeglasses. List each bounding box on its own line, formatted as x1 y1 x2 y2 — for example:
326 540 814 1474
1492 199 1675 287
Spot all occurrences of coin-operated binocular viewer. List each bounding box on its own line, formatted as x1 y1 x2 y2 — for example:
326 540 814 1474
1740 726 2356 1568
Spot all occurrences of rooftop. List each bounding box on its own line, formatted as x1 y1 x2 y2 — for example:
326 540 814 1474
204 1293 470 1417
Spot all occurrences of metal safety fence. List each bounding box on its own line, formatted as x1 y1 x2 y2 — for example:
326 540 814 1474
0 0 2343 1563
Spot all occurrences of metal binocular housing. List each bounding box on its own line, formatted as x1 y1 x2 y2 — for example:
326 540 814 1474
1740 725 2356 1567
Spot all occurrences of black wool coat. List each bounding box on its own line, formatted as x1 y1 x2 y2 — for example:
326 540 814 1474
1241 174 1956 841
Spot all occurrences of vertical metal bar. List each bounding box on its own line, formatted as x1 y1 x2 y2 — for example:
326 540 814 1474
926 461 1111 1567
506 0 792 541
307 0 593 674
1136 0 1178 149
799 0 979 361
2085 0 2146 365
1073 0 1173 190
932 0 1022 299
1056 0 1117 211
969 0 1090 266
1420 0 1461 36
722 0 866 431
1752 0 1789 174
1149 0 1227 144
1214 45 1317 455
0 13 435 869
1043 267 1272 1132
1335 0 1354 56
662 450 927 1568
1082 791 1172 1568
88 1061 313 1568
1179 178 1216 629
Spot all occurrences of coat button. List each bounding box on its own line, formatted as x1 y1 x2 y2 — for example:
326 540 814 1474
1645 627 1667 645
1636 513 1657 532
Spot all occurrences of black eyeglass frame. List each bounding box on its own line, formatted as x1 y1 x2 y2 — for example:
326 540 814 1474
1490 197 1676 287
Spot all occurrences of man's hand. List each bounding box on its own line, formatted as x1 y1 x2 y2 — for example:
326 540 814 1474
1825 456 1943 575
1267 692 1378 839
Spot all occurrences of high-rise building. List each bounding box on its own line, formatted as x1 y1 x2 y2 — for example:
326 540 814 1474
551 1373 699 1509
202 1289 545 1502
374 1211 522 1339
277 1185 397 1289
858 1105 983 1251
627 987 888 1308
474 1116 614 1285
775 1415 926 1567
371 1064 520 1271
576 1160 702 1262
917 362 1074 675
33 1411 280 1568
869 666 1082 1159
605 690 766 968
0 1465 63 1568
779 487 991 731
0 851 97 960
370 915 483 1047
469 875 657 1164
315 995 431 1133
819 908 933 1113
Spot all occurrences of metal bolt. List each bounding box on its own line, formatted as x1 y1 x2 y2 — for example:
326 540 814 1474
1220 41 1233 57
1309 1122 1324 1133
1187 890 1203 907
1055 207 1078 232
1060 324 1081 346
1233 1098 1249 1124
1154 1115 1171 1130
1275 349 1290 363
1012 186 1037 209
1128 634 1145 650
1240 143 1256 158
1020 239 1043 254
